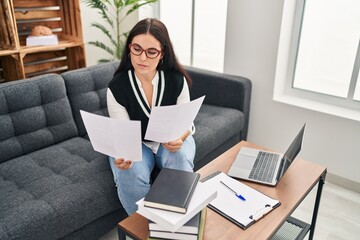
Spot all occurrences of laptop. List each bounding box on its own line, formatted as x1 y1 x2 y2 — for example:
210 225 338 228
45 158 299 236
228 123 306 186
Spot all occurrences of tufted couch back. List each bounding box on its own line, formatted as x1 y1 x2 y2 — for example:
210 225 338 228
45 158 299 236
61 61 119 137
0 74 78 163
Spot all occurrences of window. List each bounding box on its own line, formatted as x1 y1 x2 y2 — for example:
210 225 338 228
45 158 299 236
157 0 228 72
274 0 360 121
191 0 228 72
158 0 193 66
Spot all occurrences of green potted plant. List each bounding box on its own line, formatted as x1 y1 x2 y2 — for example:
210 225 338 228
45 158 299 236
82 0 158 63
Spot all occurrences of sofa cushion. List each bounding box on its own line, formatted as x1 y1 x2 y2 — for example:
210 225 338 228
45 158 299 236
0 137 121 240
62 61 119 137
0 75 78 164
193 104 244 165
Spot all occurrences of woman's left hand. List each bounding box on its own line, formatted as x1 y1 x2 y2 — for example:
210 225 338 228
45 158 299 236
114 158 133 170
162 138 183 152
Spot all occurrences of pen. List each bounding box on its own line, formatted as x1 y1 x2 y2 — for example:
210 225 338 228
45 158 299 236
220 181 246 201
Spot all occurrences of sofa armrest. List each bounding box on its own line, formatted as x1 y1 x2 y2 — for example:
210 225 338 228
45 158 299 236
185 66 252 140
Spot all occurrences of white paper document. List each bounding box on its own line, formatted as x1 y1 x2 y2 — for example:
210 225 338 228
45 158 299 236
145 96 205 142
80 110 142 161
202 172 280 229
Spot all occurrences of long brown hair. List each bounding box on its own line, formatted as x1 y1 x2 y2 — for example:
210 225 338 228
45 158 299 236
114 18 191 86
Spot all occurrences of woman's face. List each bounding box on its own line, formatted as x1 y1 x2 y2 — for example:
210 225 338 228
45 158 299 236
129 33 163 80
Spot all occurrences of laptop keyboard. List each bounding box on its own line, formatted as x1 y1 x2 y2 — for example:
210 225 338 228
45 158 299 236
249 151 278 182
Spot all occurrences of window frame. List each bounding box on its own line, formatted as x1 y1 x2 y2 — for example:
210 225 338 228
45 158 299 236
274 0 360 121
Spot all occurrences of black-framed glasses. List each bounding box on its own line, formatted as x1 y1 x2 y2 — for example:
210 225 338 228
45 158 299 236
129 43 162 59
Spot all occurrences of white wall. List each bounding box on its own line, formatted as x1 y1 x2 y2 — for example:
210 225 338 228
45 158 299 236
224 0 360 186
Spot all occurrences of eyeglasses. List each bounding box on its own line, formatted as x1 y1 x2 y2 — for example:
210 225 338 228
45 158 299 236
129 43 162 59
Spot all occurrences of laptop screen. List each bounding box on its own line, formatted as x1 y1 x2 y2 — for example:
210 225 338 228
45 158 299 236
278 123 306 180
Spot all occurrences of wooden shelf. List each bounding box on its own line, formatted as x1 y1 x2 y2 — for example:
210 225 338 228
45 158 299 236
0 49 18 57
20 40 84 54
0 0 86 82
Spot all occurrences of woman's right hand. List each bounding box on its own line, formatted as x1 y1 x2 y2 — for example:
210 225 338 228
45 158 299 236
114 158 133 170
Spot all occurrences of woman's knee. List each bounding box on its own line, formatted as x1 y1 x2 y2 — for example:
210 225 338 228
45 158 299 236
161 149 195 170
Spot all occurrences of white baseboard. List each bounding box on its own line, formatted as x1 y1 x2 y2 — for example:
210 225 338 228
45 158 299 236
326 173 360 193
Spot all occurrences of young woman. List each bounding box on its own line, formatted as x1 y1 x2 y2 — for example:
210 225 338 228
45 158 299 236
106 18 196 215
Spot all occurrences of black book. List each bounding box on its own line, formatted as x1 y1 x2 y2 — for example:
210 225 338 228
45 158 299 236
144 168 200 213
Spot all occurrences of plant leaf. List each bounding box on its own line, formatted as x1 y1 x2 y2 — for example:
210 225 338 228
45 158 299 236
83 0 159 62
90 23 117 47
82 0 113 27
125 0 157 16
98 58 112 63
88 41 115 56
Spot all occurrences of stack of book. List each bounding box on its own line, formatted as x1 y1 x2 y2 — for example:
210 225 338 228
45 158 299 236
147 208 207 240
136 168 217 240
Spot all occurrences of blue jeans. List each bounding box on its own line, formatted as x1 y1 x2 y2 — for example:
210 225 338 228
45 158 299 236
109 136 196 215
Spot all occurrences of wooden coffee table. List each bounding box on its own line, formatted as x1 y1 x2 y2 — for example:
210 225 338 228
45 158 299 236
118 141 326 240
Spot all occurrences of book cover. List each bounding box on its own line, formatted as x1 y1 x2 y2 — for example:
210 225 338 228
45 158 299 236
137 181 217 232
148 208 207 240
144 168 200 213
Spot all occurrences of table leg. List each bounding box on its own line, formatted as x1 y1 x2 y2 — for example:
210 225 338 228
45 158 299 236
308 171 326 240
118 226 127 240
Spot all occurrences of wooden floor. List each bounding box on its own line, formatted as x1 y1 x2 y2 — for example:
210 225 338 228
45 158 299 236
100 181 360 240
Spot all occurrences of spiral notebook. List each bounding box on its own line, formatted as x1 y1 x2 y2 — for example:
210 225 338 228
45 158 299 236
201 171 280 229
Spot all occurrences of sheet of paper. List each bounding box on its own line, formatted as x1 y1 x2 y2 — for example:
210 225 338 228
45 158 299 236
80 110 142 161
145 96 205 142
203 172 280 228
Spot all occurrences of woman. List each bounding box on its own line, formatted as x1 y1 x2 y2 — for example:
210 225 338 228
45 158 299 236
107 18 196 215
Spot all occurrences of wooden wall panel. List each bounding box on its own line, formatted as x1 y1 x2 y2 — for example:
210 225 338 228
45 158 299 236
0 0 85 82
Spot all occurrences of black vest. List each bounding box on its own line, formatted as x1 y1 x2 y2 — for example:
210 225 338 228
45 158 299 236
108 69 185 140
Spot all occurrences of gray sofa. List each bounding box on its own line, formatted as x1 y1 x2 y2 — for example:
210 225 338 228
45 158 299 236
0 61 251 240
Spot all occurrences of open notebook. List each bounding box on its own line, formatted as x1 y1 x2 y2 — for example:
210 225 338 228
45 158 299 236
202 171 280 229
